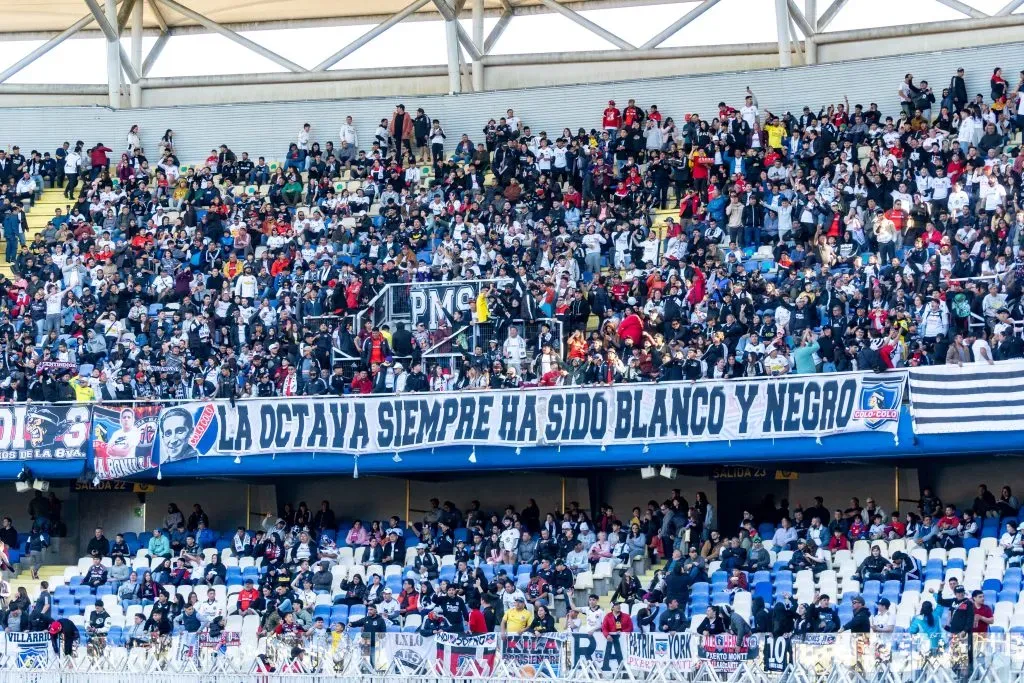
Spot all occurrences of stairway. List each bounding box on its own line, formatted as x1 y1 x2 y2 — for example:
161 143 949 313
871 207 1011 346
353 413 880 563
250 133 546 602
0 187 67 280
8 563 69 596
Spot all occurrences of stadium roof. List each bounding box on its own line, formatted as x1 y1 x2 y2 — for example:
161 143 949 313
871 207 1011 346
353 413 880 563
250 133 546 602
6 0 659 36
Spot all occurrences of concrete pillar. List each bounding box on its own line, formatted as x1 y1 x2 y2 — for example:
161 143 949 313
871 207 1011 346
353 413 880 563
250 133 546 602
471 0 484 91
445 19 461 94
130 0 143 107
106 0 121 108
775 0 791 67
805 0 817 65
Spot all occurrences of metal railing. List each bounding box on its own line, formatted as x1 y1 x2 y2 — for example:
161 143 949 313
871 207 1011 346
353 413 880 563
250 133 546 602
3 632 1024 679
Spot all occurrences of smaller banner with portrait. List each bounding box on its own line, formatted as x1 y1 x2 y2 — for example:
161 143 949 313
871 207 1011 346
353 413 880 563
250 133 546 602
92 404 160 480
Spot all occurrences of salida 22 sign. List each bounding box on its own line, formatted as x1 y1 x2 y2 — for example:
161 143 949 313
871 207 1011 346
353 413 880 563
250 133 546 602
150 371 903 461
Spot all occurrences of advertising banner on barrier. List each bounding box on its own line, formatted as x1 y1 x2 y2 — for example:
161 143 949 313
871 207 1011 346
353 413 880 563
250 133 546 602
1 631 53 666
382 633 434 671
155 371 904 459
434 632 497 674
908 359 1024 434
624 633 760 674
0 404 89 463
92 404 161 480
501 633 567 675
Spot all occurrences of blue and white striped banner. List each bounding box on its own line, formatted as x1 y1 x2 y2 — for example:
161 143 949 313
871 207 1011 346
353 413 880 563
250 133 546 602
909 359 1024 434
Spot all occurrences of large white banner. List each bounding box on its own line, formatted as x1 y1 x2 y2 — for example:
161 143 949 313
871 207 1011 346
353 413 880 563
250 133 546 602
0 631 53 667
154 372 905 460
909 359 1024 434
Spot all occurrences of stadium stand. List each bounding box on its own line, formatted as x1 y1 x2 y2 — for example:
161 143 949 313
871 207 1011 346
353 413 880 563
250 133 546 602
0 64 1021 405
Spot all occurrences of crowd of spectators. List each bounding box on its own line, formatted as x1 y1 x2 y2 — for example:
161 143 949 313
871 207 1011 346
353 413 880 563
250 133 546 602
3 480 1022 658
1 66 1024 401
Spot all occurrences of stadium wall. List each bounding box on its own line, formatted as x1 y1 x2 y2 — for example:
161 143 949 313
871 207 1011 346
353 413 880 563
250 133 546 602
0 41 1020 164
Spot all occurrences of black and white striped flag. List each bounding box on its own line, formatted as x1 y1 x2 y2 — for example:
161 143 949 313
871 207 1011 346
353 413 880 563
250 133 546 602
908 360 1024 434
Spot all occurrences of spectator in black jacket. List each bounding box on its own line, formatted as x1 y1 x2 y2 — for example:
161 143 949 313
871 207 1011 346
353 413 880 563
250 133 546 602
933 584 974 633
841 596 871 633
350 604 388 633
658 597 686 632
86 527 110 558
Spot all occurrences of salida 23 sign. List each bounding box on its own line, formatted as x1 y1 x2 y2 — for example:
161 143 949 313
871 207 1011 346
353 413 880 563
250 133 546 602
156 371 903 459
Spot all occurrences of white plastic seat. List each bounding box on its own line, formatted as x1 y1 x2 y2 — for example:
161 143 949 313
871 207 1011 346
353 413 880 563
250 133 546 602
238 556 255 569
980 537 998 553
928 548 947 564
404 614 423 630
102 595 121 613
440 555 456 567
574 572 594 590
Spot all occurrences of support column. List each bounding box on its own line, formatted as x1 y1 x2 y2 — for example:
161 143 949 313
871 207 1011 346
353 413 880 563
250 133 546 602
106 0 121 108
130 0 143 107
805 0 817 65
471 0 484 91
774 0 791 67
445 18 461 94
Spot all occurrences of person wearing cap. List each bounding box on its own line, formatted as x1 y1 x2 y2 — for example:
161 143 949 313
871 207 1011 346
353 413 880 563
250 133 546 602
48 616 80 656
931 583 974 633
377 587 401 623
349 603 387 633
870 597 895 633
500 595 532 635
419 605 452 636
601 601 634 638
839 595 871 633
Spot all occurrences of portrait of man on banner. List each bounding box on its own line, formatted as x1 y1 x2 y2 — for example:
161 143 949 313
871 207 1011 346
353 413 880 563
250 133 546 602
92 404 159 480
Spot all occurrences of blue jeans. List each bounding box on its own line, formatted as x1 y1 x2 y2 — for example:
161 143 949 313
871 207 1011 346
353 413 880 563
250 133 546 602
248 170 269 186
743 224 761 247
4 233 17 261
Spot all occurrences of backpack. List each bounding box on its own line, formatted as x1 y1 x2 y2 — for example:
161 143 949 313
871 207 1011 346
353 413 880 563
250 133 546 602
951 293 970 318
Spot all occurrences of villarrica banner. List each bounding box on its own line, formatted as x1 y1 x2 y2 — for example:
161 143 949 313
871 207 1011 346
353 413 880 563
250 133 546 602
150 372 904 463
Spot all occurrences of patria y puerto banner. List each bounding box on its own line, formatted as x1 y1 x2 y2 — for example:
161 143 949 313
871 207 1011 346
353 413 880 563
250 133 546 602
147 371 904 466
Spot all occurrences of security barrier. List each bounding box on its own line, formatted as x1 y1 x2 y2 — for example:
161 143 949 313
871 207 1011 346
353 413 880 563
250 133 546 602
3 632 1024 679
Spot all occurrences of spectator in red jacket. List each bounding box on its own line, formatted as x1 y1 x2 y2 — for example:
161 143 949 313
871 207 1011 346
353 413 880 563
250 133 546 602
88 142 112 180
601 602 634 637
617 310 644 347
603 101 621 138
